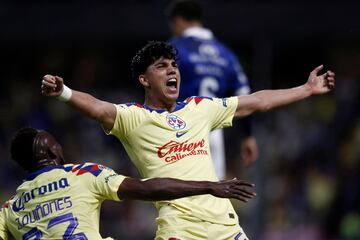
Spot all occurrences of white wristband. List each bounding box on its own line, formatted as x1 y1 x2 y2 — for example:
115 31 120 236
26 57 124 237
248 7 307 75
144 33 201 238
56 85 72 102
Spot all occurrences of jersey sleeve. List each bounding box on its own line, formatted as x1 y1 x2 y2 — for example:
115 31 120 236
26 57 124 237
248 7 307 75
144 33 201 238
204 96 238 130
91 165 127 202
0 208 8 240
108 104 144 139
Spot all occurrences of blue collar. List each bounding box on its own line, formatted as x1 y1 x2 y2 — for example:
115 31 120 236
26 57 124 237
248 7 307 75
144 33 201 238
142 101 187 113
25 165 71 181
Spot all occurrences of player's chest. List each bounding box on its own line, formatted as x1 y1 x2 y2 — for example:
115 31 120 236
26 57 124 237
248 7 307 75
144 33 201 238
132 110 209 143
132 111 211 166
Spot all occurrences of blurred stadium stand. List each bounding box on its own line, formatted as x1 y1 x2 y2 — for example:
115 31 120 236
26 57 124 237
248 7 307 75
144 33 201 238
0 1 359 239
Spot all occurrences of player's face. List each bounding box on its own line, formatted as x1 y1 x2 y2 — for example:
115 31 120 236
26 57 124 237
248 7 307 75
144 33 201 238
48 136 65 165
36 132 66 165
142 57 181 104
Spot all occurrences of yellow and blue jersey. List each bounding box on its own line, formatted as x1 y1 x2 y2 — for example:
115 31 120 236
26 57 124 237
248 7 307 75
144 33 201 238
109 96 239 225
0 163 126 240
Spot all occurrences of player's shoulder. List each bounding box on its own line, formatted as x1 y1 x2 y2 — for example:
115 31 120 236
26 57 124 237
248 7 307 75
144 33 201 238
67 162 111 178
169 36 188 46
1 195 14 211
185 96 235 109
117 102 142 109
115 102 151 116
169 36 198 52
215 40 238 59
184 96 215 106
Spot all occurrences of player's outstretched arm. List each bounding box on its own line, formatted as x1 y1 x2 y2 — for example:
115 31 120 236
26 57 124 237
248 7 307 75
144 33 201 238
234 65 335 118
117 177 256 202
41 75 116 131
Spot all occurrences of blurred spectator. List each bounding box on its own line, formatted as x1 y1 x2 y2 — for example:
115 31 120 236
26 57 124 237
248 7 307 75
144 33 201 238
0 2 359 239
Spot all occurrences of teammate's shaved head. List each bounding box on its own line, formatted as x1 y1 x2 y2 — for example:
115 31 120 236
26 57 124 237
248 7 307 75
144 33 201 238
10 127 64 171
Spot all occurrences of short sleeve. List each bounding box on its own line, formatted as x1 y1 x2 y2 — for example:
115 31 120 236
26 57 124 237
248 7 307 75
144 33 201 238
0 208 8 240
92 165 127 202
108 104 144 139
207 97 238 130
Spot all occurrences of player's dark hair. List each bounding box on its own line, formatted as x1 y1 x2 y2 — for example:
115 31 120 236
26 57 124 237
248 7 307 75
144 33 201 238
10 127 39 171
165 0 203 21
131 41 178 80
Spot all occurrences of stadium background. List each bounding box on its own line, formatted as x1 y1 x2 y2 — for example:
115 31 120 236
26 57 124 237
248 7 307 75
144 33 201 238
0 0 359 239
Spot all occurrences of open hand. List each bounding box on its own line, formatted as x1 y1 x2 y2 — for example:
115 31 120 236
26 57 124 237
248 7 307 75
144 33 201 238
210 178 256 202
306 65 335 95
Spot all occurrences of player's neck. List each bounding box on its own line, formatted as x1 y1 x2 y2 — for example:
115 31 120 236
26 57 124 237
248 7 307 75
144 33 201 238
32 159 61 172
180 21 203 35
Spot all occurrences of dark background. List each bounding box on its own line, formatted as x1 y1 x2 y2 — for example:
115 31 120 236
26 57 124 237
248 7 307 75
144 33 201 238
0 1 359 239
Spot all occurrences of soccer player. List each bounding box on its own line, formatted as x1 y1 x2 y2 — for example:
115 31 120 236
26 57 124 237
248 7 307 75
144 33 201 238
165 0 258 179
0 127 256 240
41 41 335 239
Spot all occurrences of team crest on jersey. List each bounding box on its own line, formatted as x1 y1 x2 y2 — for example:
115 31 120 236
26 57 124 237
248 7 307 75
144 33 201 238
166 114 186 130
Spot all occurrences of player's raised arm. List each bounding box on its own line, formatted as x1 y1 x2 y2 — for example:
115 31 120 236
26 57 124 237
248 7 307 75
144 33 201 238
117 177 256 202
234 65 335 118
41 75 116 131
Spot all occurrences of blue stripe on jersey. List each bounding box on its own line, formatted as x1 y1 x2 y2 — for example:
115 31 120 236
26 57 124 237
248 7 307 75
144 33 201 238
185 96 213 105
25 166 69 181
24 163 103 181
124 101 187 113
71 163 86 171
72 164 102 177
234 232 242 240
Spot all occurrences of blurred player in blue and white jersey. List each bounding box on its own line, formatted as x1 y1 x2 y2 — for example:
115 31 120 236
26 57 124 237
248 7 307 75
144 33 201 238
166 0 258 179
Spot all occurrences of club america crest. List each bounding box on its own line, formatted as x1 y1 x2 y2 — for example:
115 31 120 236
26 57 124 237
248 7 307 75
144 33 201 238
166 114 186 130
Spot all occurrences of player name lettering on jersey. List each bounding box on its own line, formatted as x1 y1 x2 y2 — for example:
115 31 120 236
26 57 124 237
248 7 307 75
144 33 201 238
195 65 223 76
15 196 73 230
157 139 208 163
12 178 70 212
189 53 228 66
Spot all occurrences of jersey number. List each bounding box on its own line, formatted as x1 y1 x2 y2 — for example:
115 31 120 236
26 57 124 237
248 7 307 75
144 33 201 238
23 213 87 240
199 77 219 97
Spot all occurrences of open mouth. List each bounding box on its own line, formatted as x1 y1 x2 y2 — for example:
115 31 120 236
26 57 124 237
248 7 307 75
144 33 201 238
166 78 177 89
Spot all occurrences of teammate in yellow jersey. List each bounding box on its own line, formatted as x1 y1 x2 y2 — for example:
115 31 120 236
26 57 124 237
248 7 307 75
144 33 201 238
41 41 335 239
0 127 256 240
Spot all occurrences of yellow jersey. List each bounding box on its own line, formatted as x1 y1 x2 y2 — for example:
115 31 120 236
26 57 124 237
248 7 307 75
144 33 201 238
0 163 125 240
110 96 239 225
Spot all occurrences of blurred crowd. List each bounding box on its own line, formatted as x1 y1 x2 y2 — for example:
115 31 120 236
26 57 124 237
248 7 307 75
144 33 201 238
0 42 359 240
0 2 359 240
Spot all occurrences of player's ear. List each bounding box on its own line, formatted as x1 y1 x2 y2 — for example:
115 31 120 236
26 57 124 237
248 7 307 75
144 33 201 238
139 75 149 87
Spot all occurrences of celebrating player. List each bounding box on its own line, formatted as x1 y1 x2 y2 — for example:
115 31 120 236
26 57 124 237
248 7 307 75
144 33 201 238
41 41 335 239
166 0 258 179
0 127 256 240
